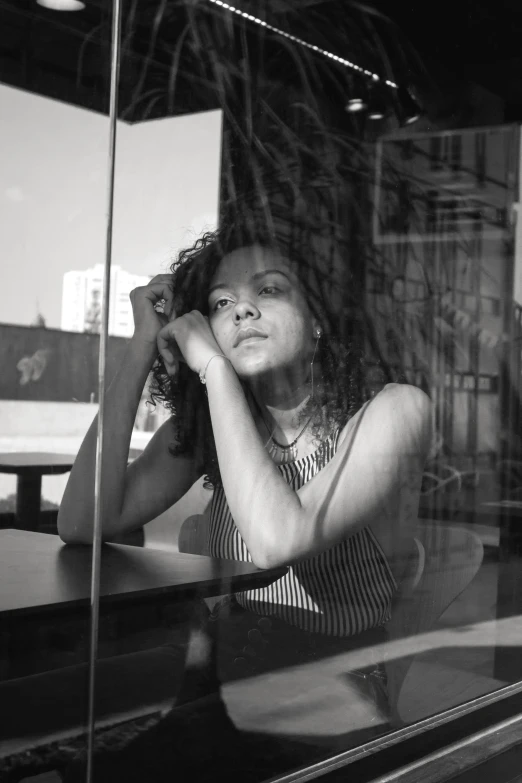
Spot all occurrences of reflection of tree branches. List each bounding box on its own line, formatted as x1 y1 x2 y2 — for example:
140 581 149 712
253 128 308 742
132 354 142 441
76 21 106 89
113 0 403 277
421 466 462 497
84 2 522 497
375 157 494 272
498 460 522 492
369 133 515 414
129 0 168 107
421 444 488 506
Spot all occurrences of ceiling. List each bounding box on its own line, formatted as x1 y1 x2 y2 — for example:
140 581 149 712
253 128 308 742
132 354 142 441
0 0 521 124
376 0 522 117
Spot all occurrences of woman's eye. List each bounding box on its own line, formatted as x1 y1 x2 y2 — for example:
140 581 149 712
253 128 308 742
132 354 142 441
213 298 231 311
260 285 278 295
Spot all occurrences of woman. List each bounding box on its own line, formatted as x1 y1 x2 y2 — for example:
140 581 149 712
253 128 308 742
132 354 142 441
59 225 431 779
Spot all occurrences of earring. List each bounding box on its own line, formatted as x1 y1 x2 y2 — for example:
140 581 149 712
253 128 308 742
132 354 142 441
311 327 322 399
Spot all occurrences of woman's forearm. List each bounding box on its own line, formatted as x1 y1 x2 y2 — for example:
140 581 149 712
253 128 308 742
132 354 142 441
57 338 155 544
208 359 429 569
205 357 303 568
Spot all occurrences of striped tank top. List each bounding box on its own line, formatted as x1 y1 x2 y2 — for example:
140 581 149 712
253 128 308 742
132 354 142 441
208 429 398 637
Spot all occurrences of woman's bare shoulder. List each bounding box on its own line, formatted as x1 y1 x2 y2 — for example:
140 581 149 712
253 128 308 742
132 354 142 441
339 383 432 453
379 382 431 411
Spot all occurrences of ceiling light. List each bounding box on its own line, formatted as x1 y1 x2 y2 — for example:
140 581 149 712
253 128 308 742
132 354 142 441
367 87 387 120
345 98 366 113
398 86 422 125
37 0 85 10
207 0 397 87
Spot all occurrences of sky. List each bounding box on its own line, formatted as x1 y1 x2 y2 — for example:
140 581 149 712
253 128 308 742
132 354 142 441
0 84 221 329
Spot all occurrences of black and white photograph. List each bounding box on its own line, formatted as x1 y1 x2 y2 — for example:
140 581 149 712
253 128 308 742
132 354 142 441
1 1 522 782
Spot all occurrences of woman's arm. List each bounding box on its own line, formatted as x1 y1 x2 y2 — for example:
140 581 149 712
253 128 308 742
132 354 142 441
205 358 431 569
58 276 198 544
156 310 431 570
57 341 197 544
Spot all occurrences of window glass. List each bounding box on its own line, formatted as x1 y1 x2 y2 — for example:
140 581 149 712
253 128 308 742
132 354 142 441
0 0 112 775
19 2 522 782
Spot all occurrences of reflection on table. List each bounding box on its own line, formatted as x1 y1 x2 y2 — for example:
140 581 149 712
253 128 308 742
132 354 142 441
2 523 522 781
0 529 287 758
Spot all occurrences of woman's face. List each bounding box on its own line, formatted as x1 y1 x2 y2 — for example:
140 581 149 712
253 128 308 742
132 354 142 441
208 245 317 381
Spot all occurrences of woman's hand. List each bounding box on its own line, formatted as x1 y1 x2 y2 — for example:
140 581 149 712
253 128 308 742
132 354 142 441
129 274 175 349
157 310 224 377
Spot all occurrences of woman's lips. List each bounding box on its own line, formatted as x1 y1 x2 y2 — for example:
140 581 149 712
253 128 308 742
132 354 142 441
237 336 267 346
234 329 267 347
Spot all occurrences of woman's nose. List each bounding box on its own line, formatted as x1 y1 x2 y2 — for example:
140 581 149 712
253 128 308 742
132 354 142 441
233 299 260 321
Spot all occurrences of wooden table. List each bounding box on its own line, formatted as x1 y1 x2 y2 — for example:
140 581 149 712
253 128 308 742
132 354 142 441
0 530 288 753
0 529 286 619
0 453 75 531
0 529 287 682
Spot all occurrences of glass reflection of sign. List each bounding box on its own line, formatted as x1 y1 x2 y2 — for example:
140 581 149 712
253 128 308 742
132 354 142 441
444 373 498 393
373 127 517 244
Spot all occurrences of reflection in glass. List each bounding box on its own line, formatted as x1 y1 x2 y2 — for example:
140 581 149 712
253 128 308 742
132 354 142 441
8 1 522 782
0 0 112 778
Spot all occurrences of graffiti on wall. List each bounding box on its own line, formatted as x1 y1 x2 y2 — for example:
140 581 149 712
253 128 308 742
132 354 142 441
16 348 52 386
0 323 129 403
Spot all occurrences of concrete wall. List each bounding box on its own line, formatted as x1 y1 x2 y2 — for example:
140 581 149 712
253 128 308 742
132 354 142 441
0 323 129 403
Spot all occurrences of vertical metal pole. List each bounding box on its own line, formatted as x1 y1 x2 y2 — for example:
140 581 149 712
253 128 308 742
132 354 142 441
217 109 224 229
468 214 482 521
86 0 122 780
494 125 520 682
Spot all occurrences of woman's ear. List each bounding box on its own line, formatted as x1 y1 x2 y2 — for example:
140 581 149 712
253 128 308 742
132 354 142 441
313 324 323 340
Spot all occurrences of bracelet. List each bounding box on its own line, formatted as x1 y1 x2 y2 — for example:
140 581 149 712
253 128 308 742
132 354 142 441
199 354 229 384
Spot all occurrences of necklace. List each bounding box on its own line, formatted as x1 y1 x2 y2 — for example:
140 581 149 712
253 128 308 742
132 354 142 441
254 397 312 463
249 388 312 463
265 416 312 463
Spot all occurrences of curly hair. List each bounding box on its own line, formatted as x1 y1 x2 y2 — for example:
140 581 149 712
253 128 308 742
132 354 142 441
149 218 370 487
